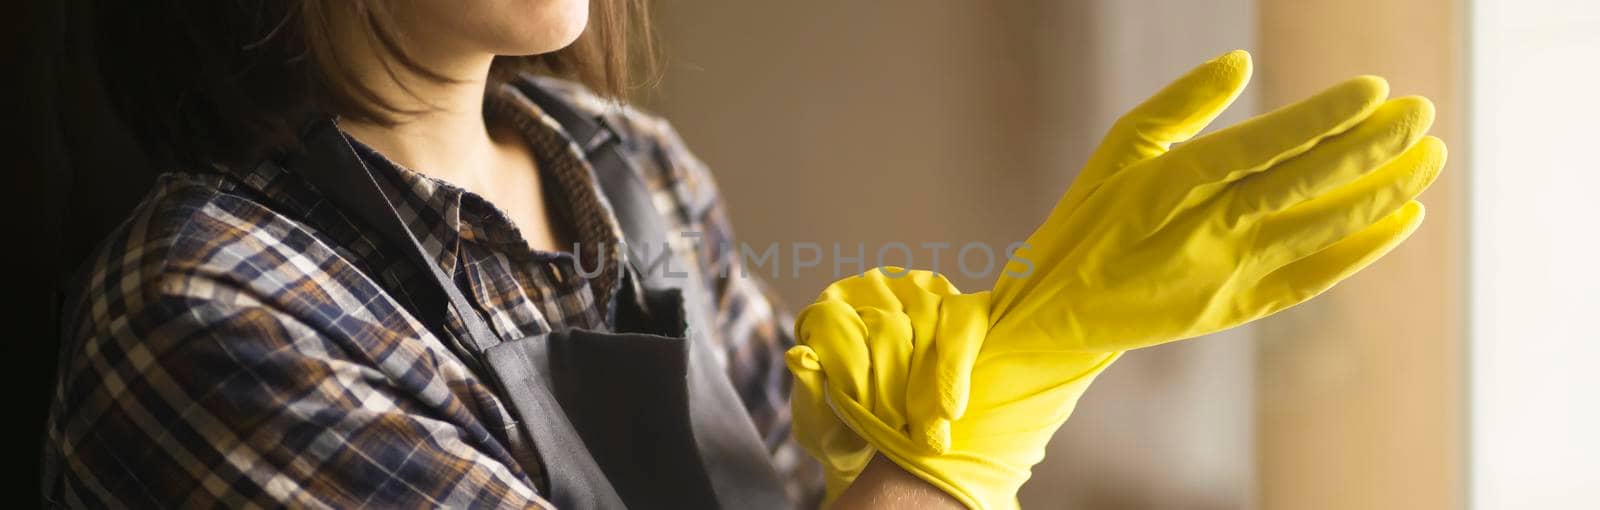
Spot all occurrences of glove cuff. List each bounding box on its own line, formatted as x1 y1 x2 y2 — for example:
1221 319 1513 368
829 385 1028 510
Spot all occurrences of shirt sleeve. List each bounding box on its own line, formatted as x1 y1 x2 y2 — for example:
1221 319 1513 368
711 246 828 508
45 274 552 509
634 116 827 507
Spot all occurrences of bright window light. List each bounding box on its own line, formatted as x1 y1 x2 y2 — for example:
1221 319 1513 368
1470 0 1600 508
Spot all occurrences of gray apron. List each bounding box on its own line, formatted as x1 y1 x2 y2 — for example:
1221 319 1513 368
288 96 792 509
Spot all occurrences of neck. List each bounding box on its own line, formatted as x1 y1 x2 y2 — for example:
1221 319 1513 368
333 16 502 187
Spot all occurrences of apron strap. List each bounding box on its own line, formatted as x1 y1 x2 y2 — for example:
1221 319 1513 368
289 121 628 509
516 78 792 510
289 120 502 355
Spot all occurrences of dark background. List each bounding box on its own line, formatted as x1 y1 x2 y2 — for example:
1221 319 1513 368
11 1 160 503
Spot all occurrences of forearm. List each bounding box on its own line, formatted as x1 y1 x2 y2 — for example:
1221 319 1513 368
831 455 965 510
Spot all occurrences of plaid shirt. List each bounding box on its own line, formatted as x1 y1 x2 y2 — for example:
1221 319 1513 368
43 75 822 508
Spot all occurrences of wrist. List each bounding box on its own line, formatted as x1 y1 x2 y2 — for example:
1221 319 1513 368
831 454 965 510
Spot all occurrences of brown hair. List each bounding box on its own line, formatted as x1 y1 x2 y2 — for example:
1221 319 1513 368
92 0 654 170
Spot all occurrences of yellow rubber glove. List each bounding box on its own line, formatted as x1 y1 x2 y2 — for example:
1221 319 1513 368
787 49 1447 509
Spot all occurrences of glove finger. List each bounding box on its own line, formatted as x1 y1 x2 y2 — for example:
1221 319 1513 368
1013 52 1251 284
883 270 947 378
813 270 958 441
906 291 992 454
819 268 908 312
876 270 960 353
795 300 873 407
858 307 914 432
1080 49 1254 185
1226 96 1435 224
831 269 956 337
785 346 875 501
785 346 862 455
1139 75 1389 217
1250 136 1445 271
900 269 963 296
1242 201 1424 320
933 292 992 422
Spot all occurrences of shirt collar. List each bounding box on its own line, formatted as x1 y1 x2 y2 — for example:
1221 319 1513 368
340 137 468 280
483 78 629 312
349 78 630 313
225 76 630 316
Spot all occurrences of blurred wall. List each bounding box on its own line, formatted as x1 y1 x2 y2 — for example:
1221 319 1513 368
1254 0 1467 508
646 1 1256 507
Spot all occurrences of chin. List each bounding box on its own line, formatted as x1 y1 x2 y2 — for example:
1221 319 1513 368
493 0 591 55
413 0 591 57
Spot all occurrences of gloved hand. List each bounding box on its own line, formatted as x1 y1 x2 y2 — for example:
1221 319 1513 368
787 49 1446 509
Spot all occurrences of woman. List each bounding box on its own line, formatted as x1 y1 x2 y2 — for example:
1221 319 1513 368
42 0 967 507
45 0 1444 508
